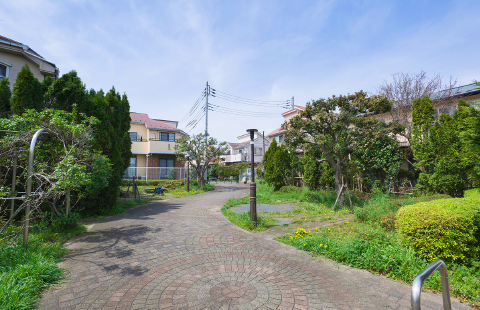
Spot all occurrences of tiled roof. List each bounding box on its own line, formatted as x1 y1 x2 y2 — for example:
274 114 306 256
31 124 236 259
281 105 305 116
267 126 286 136
0 35 21 44
130 112 184 132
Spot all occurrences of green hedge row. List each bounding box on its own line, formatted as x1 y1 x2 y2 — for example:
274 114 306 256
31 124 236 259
396 189 480 261
121 179 185 189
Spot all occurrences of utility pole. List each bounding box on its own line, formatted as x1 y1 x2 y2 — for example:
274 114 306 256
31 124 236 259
291 96 294 109
205 81 209 135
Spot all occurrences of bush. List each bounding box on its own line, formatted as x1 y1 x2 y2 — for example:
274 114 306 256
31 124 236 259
396 192 480 261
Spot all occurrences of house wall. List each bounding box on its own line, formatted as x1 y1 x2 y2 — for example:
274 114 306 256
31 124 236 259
149 141 176 153
0 51 53 85
129 123 148 139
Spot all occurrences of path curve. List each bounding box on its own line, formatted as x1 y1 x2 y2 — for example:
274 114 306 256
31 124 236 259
38 183 471 310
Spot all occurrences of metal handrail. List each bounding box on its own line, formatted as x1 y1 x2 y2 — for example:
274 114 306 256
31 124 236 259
412 259 451 310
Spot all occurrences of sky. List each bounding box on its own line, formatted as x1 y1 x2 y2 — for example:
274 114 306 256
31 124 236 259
1 0 479 142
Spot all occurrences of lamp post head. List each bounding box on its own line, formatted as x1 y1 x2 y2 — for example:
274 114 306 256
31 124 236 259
246 129 258 141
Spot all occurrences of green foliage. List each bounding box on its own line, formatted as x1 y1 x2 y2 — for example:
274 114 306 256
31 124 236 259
216 162 249 180
0 78 12 117
303 145 335 190
396 191 480 261
355 133 403 184
221 197 270 231
174 132 228 187
263 139 278 185
285 91 403 205
271 144 291 190
11 64 43 114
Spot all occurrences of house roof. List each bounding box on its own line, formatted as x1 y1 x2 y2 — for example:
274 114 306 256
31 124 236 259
228 141 250 148
281 105 305 116
0 35 47 60
267 126 286 136
130 112 187 135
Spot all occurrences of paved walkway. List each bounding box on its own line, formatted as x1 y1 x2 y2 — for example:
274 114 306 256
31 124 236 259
38 183 471 310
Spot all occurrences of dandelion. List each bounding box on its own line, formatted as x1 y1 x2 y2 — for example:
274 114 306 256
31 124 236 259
324 245 327 248
345 222 349 224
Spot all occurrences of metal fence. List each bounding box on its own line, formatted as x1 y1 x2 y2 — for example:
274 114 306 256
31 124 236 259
123 167 188 180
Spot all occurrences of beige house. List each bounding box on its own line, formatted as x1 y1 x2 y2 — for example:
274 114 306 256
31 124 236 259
0 35 58 86
125 112 188 180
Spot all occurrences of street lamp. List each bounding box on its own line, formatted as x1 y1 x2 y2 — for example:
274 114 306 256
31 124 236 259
184 151 191 192
246 129 258 223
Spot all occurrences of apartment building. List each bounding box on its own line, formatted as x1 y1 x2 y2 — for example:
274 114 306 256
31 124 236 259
125 112 188 180
266 105 305 147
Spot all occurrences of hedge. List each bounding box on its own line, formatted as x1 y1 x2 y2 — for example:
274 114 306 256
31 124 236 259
396 189 480 261
121 179 185 189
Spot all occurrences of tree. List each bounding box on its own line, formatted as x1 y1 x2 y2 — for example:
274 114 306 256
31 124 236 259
0 109 111 239
0 78 12 117
11 64 43 114
174 132 228 187
271 144 291 190
263 139 277 186
285 91 403 205
411 95 436 192
377 71 457 166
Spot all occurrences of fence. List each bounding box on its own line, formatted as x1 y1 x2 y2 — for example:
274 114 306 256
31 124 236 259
123 167 188 181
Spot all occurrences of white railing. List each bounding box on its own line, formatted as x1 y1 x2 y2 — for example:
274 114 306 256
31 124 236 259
123 167 187 180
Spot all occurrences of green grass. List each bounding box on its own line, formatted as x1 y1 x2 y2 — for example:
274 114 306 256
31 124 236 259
0 219 86 310
276 220 480 304
221 197 272 231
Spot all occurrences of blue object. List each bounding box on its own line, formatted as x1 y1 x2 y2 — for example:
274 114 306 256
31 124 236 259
154 187 166 194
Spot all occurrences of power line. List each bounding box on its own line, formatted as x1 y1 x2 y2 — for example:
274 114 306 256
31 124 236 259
213 89 288 103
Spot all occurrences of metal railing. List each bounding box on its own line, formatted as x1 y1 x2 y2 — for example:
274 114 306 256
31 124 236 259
123 167 188 180
411 259 451 310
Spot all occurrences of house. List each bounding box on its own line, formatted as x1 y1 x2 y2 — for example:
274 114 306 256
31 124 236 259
0 35 58 86
223 132 270 166
125 112 188 180
266 105 305 146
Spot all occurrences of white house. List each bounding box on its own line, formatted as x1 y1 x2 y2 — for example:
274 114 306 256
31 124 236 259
223 132 270 166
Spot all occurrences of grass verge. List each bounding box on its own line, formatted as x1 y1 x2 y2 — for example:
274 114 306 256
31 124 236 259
0 220 86 310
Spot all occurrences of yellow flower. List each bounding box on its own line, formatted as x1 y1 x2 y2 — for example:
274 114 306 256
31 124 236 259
319 244 322 246
345 222 349 224
324 245 327 248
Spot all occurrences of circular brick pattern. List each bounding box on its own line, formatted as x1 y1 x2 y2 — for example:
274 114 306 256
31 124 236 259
210 281 257 305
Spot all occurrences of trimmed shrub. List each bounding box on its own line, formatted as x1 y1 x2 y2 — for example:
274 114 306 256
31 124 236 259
396 191 480 261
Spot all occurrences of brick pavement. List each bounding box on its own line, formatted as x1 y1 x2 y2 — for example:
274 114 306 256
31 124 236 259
37 183 472 310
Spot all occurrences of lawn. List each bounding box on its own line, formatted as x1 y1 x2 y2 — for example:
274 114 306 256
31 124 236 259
222 181 480 306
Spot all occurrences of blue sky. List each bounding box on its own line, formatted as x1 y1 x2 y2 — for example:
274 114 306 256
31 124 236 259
1 0 479 142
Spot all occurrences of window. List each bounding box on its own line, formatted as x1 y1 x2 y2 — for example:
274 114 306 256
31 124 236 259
129 132 138 141
0 61 10 81
254 147 263 155
160 132 175 141
0 64 6 80
159 158 175 179
275 135 284 143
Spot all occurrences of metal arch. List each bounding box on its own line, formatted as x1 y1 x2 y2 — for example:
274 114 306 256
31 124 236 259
411 259 451 310
23 128 52 249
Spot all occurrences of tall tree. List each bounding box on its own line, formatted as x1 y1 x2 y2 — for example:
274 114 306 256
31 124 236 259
411 95 436 191
46 71 86 111
0 78 12 117
263 139 278 187
11 64 43 114
285 91 403 205
174 132 228 187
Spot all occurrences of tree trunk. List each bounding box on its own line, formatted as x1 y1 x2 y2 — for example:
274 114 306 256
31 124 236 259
334 166 345 205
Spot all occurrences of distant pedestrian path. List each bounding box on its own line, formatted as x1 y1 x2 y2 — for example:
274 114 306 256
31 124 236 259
38 183 470 310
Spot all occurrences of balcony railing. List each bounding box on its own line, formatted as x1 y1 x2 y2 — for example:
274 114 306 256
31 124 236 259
131 137 148 142
123 167 188 180
149 138 176 142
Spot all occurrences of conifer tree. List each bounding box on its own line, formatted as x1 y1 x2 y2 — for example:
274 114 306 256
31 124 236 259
11 64 42 114
263 139 278 186
411 95 436 191
0 78 12 117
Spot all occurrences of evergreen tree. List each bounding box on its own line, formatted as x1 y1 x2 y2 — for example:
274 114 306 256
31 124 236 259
272 144 291 190
411 95 436 192
263 139 278 186
46 71 86 111
428 113 466 196
303 145 320 190
0 78 12 117
11 64 42 114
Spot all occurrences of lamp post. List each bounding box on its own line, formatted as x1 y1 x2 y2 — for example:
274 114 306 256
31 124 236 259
185 151 191 192
246 129 258 223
